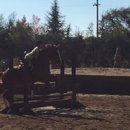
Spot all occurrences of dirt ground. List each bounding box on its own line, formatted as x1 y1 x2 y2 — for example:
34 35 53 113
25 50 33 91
0 94 130 130
0 67 130 130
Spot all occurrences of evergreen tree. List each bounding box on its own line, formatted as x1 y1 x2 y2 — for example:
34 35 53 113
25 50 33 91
45 0 65 35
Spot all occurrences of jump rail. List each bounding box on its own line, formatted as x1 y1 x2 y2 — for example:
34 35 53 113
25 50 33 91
14 92 73 102
1 57 77 114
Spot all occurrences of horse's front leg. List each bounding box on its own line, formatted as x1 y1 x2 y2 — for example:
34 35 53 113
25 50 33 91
19 85 34 115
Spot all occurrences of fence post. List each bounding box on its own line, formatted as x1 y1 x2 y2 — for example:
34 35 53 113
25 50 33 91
59 59 65 98
72 58 76 103
23 60 29 106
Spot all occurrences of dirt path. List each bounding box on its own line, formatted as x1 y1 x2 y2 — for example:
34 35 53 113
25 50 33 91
51 67 130 76
0 94 130 130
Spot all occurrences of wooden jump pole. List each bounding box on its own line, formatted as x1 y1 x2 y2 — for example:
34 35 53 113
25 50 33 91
59 58 65 98
17 60 35 114
23 60 29 107
14 92 73 102
59 57 77 102
8 58 14 108
13 57 76 110
14 98 72 109
72 57 76 103
61 58 64 76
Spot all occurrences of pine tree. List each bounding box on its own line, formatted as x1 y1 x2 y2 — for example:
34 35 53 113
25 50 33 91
45 0 65 35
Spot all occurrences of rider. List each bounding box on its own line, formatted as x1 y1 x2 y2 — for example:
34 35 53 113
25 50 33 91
25 40 44 68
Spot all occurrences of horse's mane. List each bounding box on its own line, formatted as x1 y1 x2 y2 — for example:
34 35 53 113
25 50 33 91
32 43 59 69
45 44 58 48
39 44 52 54
38 44 59 58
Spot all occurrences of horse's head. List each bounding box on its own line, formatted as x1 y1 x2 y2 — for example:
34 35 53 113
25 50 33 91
43 44 62 66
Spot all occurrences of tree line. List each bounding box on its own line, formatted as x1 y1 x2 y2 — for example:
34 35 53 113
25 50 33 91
1 0 130 69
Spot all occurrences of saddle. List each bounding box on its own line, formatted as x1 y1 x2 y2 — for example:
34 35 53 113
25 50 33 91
19 51 33 71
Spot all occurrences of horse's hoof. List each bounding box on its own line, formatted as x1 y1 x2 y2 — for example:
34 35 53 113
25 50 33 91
19 107 35 115
1 107 10 114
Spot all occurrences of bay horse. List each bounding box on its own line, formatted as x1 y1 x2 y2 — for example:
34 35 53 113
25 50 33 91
0 44 62 112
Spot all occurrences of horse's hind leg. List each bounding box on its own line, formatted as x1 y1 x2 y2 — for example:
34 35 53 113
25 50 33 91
2 90 8 107
2 89 14 108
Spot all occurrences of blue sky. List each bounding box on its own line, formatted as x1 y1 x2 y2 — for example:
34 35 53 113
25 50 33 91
1 0 130 35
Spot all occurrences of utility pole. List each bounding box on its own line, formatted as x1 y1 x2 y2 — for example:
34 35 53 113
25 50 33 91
93 0 100 38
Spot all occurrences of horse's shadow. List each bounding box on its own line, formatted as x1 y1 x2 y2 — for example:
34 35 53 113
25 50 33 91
27 103 105 122
30 101 105 121
0 101 105 122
